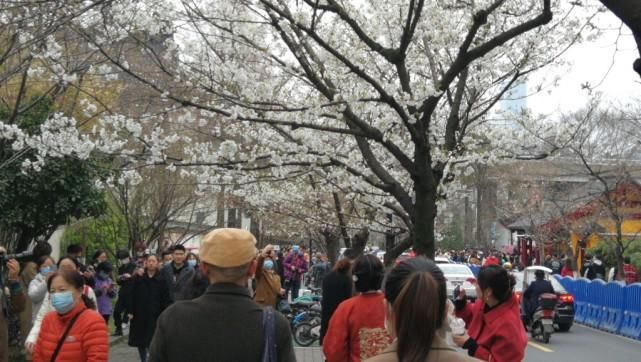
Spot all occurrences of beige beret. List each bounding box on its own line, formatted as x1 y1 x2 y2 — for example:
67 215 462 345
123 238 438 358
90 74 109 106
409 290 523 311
200 228 258 268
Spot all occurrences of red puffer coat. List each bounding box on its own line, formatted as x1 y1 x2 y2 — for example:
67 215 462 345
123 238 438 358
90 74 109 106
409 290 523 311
33 301 108 362
456 295 527 362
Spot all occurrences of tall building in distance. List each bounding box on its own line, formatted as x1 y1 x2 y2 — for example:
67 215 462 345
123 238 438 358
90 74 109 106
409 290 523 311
492 82 527 129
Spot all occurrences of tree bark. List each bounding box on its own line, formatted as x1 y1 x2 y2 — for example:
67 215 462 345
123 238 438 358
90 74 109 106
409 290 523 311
321 227 340 265
413 181 437 258
332 192 351 248
351 227 369 257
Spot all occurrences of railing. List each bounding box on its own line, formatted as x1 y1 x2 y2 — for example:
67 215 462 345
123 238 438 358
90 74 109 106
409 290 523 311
555 275 641 340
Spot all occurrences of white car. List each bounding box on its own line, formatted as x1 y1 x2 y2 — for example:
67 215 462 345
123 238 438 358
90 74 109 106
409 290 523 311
435 256 452 264
438 264 477 299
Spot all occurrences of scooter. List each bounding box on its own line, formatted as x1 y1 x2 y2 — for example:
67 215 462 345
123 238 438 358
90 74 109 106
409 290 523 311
529 293 558 344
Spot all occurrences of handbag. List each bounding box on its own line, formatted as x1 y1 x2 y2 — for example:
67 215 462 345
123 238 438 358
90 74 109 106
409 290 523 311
261 307 278 362
51 309 85 362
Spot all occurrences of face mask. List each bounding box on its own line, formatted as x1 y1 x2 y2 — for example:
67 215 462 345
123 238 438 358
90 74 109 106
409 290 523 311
98 271 108 279
264 260 274 270
40 266 53 276
51 291 75 314
119 258 130 266
188 259 197 267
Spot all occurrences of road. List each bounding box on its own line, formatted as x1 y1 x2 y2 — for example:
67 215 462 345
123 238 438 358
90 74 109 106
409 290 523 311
524 324 640 362
108 324 641 361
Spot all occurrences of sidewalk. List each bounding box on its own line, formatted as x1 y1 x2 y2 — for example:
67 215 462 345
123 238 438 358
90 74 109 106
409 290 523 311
295 347 323 362
109 341 323 362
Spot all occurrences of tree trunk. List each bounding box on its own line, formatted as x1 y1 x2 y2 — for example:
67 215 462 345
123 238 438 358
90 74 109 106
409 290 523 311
413 182 436 258
615 219 625 281
332 192 351 248
384 237 412 265
216 186 225 227
321 227 340 265
351 227 369 257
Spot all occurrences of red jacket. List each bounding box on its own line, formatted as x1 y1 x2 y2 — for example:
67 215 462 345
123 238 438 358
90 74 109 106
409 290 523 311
561 266 573 278
624 264 639 285
456 296 527 362
33 301 108 362
483 256 500 267
322 293 392 362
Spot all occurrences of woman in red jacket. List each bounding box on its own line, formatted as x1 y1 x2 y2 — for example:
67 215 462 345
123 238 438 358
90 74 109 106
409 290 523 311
323 254 392 362
33 270 109 362
453 265 527 362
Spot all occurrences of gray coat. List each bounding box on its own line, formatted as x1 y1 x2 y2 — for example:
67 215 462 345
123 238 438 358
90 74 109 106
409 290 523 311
149 283 296 362
159 262 195 302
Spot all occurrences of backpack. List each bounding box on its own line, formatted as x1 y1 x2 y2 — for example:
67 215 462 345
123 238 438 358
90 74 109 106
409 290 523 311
262 307 278 362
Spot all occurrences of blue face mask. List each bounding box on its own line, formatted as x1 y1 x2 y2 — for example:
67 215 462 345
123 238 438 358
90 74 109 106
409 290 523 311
40 266 53 276
188 259 197 267
51 291 75 314
264 260 274 270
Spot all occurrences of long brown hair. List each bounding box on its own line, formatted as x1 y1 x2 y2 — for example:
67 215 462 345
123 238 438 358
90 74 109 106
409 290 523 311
384 257 446 362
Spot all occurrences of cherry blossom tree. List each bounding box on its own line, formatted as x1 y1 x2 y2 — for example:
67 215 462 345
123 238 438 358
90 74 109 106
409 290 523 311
2 1 596 258
72 0 597 258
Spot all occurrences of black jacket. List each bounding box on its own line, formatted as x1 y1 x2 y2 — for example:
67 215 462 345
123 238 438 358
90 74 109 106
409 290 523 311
117 262 138 295
149 283 296 362
585 260 606 280
523 279 555 317
320 270 353 345
127 271 171 348
159 262 195 303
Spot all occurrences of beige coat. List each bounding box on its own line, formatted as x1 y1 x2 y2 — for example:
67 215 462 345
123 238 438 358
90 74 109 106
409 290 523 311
254 269 282 308
365 337 479 362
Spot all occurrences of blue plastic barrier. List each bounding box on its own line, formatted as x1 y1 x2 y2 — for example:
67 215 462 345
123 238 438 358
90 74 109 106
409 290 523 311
600 282 625 333
584 279 606 328
469 265 480 278
556 276 574 295
620 283 641 340
559 276 641 340
573 278 590 324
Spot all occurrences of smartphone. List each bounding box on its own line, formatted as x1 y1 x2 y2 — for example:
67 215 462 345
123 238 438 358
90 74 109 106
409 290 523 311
453 285 461 299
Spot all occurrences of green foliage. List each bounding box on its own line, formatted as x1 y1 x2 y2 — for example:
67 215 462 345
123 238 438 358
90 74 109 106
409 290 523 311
61 195 129 261
0 96 106 251
588 239 641 272
437 219 465 251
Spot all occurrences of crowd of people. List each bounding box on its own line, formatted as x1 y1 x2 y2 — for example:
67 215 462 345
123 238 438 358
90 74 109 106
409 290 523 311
2 233 638 362
0 236 333 362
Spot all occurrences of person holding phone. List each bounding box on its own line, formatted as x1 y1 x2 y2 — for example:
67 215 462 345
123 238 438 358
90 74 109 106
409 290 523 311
453 265 526 362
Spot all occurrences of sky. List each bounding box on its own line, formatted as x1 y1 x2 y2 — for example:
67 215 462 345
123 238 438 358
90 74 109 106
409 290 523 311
526 8 641 115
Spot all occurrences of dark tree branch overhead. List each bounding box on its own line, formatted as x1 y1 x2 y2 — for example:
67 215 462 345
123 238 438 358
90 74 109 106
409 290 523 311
599 0 641 78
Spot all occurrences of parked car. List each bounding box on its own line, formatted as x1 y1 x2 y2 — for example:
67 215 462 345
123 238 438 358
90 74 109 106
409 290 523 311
438 263 477 300
435 256 452 264
512 266 575 332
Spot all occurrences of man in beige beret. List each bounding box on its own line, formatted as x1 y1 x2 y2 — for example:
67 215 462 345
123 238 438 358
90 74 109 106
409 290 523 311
149 228 295 362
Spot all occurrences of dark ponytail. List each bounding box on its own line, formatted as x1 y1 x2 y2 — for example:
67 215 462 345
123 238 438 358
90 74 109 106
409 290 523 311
384 257 446 362
477 265 516 303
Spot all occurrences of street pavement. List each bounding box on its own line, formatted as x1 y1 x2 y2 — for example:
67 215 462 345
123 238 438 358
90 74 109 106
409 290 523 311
108 341 324 361
108 324 641 361
524 324 641 362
